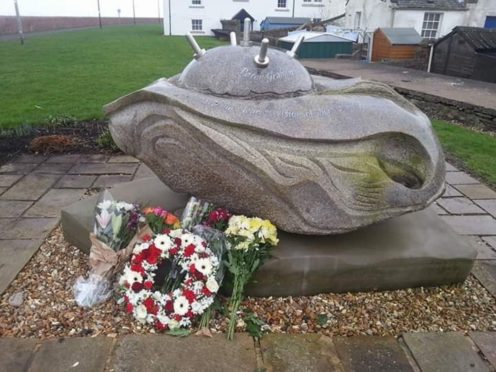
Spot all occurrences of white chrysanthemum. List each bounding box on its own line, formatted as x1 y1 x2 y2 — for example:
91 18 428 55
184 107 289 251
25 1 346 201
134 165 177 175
169 319 179 329
133 242 149 254
116 201 134 211
154 235 173 251
135 304 148 323
206 277 219 293
194 258 212 276
173 296 189 316
191 301 203 314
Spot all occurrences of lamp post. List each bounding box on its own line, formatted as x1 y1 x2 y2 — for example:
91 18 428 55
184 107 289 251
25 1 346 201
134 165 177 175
13 0 24 45
132 0 136 25
97 0 102 29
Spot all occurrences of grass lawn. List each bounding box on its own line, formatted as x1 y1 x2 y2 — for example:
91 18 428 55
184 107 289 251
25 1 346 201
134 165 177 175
0 25 223 128
433 120 496 187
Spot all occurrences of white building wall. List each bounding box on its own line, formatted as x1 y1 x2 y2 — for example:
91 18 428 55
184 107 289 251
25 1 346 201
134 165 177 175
465 0 496 28
393 10 467 38
163 0 345 36
344 0 393 31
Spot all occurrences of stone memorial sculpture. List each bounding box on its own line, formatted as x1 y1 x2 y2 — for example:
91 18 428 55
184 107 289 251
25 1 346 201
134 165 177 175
105 25 445 235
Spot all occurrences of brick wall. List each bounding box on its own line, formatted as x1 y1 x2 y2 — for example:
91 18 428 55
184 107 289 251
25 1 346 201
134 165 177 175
0 16 161 35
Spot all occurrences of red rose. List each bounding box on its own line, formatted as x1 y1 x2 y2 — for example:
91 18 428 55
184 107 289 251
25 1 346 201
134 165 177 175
186 311 194 319
189 264 196 273
174 238 182 246
131 282 143 293
143 297 158 315
146 246 162 265
169 248 179 256
142 234 152 242
144 281 153 289
155 320 167 331
183 289 196 303
184 244 196 257
131 263 145 274
174 315 182 321
126 303 134 313
202 287 212 296
165 301 174 312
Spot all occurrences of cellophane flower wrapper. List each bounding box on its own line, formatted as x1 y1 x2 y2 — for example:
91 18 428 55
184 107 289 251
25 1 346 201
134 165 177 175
181 197 213 231
74 191 146 308
224 216 279 340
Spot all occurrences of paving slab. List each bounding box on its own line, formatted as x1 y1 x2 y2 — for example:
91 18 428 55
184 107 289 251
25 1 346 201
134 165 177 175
0 174 23 187
475 200 496 218
472 260 496 298
470 332 496 368
482 236 496 250
437 198 487 215
455 184 496 200
403 332 490 372
24 189 86 217
442 184 463 198
446 172 480 185
261 334 344 372
0 239 43 294
46 154 82 163
0 338 38 371
465 237 496 260
0 200 33 218
69 163 138 175
445 163 458 172
334 336 413 372
133 164 156 180
56 174 97 188
0 162 38 174
108 155 140 163
0 174 60 201
32 162 74 174
440 215 496 235
93 175 133 188
13 154 47 163
0 217 58 240
112 334 256 372
0 187 6 195
29 337 113 372
430 203 447 215
78 154 109 163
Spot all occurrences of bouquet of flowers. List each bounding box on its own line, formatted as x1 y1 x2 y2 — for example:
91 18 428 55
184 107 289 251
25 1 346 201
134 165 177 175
74 191 147 308
224 216 278 340
143 206 181 234
181 197 213 231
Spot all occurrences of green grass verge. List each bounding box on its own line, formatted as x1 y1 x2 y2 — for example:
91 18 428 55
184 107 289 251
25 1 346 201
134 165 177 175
432 120 496 187
0 25 223 128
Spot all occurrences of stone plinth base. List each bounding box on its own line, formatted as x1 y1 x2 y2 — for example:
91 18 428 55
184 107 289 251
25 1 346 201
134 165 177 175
61 178 476 296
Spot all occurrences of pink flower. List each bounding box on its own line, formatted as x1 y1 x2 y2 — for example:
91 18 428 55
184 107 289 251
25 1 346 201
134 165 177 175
96 209 111 229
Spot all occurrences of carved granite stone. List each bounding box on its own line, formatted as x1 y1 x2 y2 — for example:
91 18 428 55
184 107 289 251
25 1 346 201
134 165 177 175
105 36 445 235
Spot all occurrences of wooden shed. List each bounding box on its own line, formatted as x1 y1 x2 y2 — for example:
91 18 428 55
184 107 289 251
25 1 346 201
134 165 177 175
431 26 496 83
371 28 422 62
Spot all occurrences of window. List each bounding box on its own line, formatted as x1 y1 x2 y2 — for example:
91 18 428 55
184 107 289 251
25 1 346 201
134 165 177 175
421 12 442 39
303 0 322 2
191 19 202 31
278 0 287 7
191 0 201 4
354 11 361 29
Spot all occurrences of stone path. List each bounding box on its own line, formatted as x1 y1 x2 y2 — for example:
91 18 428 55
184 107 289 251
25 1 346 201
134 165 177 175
301 59 496 112
1 331 496 371
0 153 154 294
1 153 496 371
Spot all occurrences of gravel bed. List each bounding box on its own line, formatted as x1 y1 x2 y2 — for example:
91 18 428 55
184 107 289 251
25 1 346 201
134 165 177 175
1 227 495 339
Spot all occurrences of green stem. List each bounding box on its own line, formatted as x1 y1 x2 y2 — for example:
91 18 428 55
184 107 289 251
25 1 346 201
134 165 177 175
227 274 246 340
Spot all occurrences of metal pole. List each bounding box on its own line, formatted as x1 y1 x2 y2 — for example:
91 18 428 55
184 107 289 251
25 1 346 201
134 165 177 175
168 0 172 35
13 0 24 45
292 0 295 18
97 0 102 29
132 0 136 25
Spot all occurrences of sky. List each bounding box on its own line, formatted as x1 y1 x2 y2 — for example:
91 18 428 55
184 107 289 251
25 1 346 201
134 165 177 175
1 0 162 18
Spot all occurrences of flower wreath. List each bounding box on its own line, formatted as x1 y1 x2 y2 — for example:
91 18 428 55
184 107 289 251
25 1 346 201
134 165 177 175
119 229 220 331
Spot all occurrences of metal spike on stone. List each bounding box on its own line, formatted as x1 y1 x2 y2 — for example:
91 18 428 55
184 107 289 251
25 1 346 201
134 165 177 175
287 35 305 58
254 38 270 67
185 32 206 59
230 32 237 46
241 17 251 47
